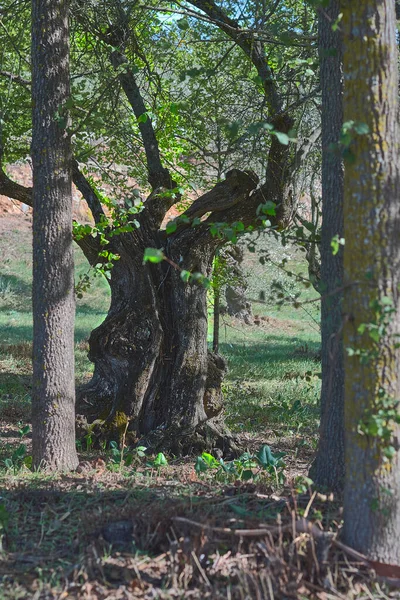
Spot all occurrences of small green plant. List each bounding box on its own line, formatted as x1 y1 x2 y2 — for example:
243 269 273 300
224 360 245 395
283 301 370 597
195 445 286 486
150 452 168 468
3 425 32 473
0 502 10 552
108 441 147 468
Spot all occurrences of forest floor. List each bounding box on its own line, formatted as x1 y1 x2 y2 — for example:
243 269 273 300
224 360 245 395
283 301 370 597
0 214 397 599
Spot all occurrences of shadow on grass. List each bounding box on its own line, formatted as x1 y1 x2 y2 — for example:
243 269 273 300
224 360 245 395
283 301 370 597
0 475 353 600
76 305 109 316
0 320 102 344
220 337 320 382
0 273 32 311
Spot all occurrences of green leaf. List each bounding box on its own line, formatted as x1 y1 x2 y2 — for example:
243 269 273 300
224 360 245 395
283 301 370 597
242 469 254 481
166 221 177 234
138 113 148 124
369 328 381 343
124 453 134 467
273 131 290 145
180 270 191 283
331 234 345 255
170 102 179 115
354 122 369 135
195 456 209 474
143 248 164 264
256 445 277 468
177 18 189 30
258 201 276 216
201 452 219 468
18 425 30 437
383 446 396 460
153 452 168 467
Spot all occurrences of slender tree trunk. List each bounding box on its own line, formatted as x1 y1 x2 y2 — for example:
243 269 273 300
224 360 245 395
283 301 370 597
213 286 220 354
342 0 400 563
309 0 345 491
31 0 78 471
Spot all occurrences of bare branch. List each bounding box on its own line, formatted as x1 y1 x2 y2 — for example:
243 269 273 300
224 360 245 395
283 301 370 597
109 50 171 190
0 165 32 205
71 160 106 224
0 146 105 229
0 70 31 86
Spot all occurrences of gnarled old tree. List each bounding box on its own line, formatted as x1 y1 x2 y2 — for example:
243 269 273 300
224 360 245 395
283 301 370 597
0 0 318 452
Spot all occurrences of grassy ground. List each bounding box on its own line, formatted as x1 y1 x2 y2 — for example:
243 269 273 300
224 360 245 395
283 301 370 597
0 217 387 599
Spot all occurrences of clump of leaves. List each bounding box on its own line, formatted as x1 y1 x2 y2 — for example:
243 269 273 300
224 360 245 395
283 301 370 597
108 441 147 468
3 425 32 473
107 442 169 472
195 445 286 486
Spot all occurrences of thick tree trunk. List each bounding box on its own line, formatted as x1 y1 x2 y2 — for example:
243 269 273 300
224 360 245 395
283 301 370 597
77 176 261 454
342 0 400 563
309 0 345 491
31 0 78 470
77 233 230 453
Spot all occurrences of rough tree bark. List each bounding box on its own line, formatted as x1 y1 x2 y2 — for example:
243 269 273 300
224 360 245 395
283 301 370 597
31 0 78 470
76 169 281 453
224 246 252 324
342 0 400 563
309 0 345 491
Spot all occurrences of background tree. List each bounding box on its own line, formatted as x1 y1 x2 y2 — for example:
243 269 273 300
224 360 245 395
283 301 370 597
309 0 344 491
0 0 320 452
31 0 78 470
342 0 400 562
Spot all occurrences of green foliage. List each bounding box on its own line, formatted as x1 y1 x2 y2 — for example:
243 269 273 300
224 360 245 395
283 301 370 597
339 120 370 163
331 234 345 256
152 452 168 468
195 445 286 486
107 442 168 472
144 248 211 288
72 191 143 296
108 441 147 468
143 248 164 264
347 296 397 363
2 425 32 473
358 389 400 462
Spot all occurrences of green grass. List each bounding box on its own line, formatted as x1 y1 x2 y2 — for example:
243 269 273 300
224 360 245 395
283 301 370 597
1 224 384 599
0 220 321 443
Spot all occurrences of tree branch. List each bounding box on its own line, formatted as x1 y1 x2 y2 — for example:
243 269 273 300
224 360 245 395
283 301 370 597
0 142 32 204
0 144 104 261
109 50 171 190
0 166 32 205
0 70 31 86
182 169 259 220
186 0 283 116
71 160 106 224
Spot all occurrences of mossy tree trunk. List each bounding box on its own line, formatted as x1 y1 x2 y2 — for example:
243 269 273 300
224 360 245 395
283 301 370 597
342 0 400 563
